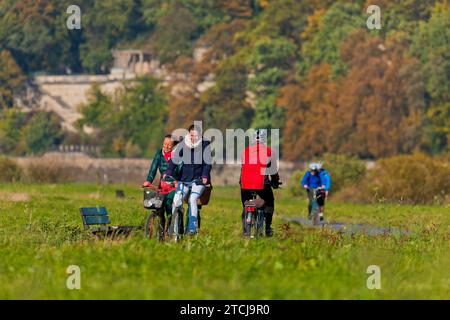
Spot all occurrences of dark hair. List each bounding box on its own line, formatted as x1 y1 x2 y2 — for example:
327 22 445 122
164 134 181 147
188 124 201 133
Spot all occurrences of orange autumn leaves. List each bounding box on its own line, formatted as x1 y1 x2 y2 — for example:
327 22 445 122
280 30 425 161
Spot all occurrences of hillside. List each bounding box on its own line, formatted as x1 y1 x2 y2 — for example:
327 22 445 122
0 0 449 158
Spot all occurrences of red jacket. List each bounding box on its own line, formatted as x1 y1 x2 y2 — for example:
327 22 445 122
240 143 274 190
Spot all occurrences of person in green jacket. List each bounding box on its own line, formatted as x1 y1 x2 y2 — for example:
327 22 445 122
143 134 182 218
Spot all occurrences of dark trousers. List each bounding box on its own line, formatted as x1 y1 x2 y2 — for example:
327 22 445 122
241 185 275 230
307 189 326 215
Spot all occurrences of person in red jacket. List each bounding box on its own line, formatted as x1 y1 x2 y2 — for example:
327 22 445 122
240 129 280 236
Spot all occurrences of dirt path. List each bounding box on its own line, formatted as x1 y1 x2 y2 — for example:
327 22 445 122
283 216 412 236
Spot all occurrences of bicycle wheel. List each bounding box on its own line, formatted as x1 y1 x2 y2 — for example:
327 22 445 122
145 211 164 240
254 209 265 238
169 208 184 242
311 199 319 226
243 211 254 238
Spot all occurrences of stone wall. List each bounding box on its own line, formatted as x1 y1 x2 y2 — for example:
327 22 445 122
13 153 301 186
17 73 137 132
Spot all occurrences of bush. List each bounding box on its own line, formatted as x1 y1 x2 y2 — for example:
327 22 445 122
365 153 450 204
331 185 372 203
0 156 22 182
23 161 69 183
321 153 366 193
288 170 306 197
288 154 366 197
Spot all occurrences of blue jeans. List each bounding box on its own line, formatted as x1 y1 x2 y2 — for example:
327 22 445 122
172 181 205 233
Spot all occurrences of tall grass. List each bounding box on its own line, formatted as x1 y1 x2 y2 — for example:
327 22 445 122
0 183 448 299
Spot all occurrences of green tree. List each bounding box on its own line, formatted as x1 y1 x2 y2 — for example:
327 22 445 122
151 1 198 64
0 50 25 109
81 0 147 73
77 83 119 155
78 77 167 157
117 76 167 154
77 83 114 129
297 1 365 77
411 2 450 152
202 60 253 131
245 37 295 131
246 37 296 94
0 108 27 154
24 112 63 154
251 93 284 131
376 0 440 38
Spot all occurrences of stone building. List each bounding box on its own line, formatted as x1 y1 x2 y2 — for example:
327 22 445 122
16 50 153 132
111 49 158 75
16 48 216 133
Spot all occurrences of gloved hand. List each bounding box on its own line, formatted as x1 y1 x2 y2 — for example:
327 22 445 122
271 180 280 189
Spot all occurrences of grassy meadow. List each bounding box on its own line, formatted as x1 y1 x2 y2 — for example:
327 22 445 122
0 183 449 299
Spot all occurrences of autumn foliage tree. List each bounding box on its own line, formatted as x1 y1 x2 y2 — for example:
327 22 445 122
280 30 426 160
0 0 447 159
279 63 338 160
333 30 425 158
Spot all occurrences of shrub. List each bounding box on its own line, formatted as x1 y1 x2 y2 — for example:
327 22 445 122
365 153 450 204
321 153 367 193
288 170 305 197
23 161 69 183
331 185 372 203
288 154 366 197
0 156 22 182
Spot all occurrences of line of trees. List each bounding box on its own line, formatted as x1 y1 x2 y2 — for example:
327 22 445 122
0 0 448 158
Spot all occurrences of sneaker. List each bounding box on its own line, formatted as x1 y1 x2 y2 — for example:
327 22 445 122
265 228 274 237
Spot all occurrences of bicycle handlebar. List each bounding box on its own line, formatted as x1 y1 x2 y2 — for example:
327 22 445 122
160 175 212 188
306 186 326 191
162 174 177 183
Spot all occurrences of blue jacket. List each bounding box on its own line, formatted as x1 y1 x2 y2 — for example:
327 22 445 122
166 139 212 183
301 169 331 190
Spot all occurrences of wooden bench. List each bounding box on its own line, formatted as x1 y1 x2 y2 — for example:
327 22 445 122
79 207 141 238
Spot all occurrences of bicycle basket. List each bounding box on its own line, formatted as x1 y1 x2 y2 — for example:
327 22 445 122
198 185 213 206
244 198 265 209
143 189 165 209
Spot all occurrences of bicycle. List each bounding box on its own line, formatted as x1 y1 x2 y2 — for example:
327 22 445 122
243 191 266 239
307 187 326 226
242 182 282 239
143 175 177 241
169 177 212 242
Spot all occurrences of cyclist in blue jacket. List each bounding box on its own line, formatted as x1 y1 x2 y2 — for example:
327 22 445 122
301 162 331 222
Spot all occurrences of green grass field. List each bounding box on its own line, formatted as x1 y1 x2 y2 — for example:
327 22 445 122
0 183 449 299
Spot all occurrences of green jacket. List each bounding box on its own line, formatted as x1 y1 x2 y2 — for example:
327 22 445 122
146 149 182 182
